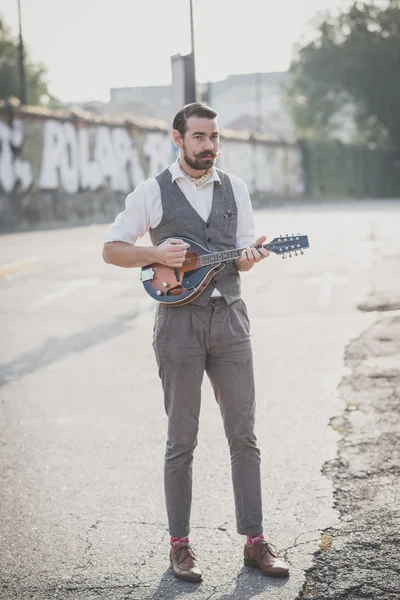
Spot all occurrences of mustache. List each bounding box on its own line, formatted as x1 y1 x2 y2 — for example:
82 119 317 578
197 151 220 159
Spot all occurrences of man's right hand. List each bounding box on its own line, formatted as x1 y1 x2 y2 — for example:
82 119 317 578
155 238 190 268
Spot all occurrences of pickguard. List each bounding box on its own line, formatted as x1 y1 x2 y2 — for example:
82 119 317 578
181 263 225 289
182 266 212 289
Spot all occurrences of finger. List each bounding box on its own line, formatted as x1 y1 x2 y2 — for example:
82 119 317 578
170 246 188 253
169 239 190 248
250 247 260 260
170 255 185 263
253 235 267 247
259 248 270 258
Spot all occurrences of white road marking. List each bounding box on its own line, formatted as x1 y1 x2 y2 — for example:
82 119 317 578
33 278 99 308
306 272 348 307
0 256 41 280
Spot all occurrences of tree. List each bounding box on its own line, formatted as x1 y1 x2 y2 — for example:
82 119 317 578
287 0 400 149
0 18 54 106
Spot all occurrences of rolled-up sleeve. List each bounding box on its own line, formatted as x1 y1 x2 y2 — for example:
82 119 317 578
229 175 257 248
104 181 157 245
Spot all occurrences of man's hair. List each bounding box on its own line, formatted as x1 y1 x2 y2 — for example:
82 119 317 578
172 102 218 137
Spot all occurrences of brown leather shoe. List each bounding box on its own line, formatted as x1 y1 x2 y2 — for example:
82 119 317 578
244 541 289 577
170 544 202 582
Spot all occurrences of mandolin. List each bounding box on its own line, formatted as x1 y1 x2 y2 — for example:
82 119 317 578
140 234 310 306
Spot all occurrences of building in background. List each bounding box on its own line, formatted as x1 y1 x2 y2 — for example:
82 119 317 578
109 71 295 141
109 85 172 121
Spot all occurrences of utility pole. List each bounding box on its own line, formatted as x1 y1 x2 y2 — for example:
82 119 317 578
17 0 27 104
170 1 197 112
189 0 197 102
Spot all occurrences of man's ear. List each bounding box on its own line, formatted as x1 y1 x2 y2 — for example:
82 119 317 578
171 129 183 149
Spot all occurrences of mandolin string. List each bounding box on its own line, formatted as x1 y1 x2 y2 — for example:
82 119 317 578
165 240 306 269
183 244 268 266
182 245 270 267
156 239 306 273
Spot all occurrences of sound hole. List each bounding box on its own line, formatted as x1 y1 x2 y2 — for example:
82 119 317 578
166 286 184 296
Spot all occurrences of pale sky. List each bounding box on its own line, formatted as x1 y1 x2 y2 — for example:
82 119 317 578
1 0 348 103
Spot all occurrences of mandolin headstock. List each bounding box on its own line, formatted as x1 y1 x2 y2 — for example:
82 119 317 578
265 234 309 259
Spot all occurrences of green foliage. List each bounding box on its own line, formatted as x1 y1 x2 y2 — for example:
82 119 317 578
287 0 400 150
0 18 54 106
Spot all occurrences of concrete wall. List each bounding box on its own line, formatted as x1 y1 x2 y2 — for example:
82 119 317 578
0 101 304 232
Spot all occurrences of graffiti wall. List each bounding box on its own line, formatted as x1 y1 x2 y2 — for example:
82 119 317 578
0 103 304 232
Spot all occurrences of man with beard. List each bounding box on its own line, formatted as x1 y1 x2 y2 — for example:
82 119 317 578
103 103 289 583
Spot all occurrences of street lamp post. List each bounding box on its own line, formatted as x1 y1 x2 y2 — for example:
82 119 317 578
170 1 197 110
189 0 197 102
189 0 195 58
17 0 27 104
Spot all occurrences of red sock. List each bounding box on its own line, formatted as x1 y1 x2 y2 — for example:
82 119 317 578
170 536 190 550
246 534 265 547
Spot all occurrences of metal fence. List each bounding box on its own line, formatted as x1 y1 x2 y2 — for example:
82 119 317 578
299 139 400 198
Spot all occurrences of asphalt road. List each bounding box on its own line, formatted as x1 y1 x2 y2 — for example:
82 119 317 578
1 200 399 600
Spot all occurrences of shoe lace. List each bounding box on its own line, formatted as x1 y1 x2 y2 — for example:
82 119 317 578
260 541 279 558
175 544 196 564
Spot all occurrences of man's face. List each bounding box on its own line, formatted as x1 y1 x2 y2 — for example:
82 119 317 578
178 116 220 171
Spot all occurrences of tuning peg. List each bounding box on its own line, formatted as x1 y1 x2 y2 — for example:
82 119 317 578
282 254 287 259
289 252 292 258
295 251 298 256
300 250 304 255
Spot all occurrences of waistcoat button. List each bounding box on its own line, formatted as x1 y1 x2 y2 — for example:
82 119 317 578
206 223 210 228
207 237 211 243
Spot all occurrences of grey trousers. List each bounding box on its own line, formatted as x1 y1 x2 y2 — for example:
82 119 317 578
153 297 263 537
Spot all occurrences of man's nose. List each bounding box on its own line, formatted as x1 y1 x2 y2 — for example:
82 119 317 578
203 138 215 150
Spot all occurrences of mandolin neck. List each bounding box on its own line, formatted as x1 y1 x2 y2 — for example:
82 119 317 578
200 244 268 267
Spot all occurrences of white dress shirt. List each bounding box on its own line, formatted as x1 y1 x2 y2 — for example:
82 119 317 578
104 158 257 248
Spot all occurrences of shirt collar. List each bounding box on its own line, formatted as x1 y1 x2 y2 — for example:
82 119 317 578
170 157 221 185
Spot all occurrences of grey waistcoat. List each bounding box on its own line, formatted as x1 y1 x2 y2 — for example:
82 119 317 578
150 167 241 306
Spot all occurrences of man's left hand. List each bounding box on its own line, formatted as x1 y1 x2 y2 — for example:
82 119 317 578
236 236 270 271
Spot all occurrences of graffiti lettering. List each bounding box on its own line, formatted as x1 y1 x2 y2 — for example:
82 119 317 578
39 120 147 193
0 120 33 193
